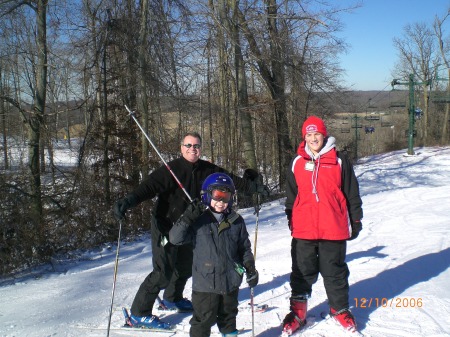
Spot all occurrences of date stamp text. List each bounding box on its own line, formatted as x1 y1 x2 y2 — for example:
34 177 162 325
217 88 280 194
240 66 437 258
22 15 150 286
354 297 423 308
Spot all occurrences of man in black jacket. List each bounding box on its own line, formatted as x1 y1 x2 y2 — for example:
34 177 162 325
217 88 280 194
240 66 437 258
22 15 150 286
114 132 268 330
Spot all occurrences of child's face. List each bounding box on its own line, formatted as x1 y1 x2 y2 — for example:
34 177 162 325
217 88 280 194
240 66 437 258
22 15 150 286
210 199 228 212
209 189 231 213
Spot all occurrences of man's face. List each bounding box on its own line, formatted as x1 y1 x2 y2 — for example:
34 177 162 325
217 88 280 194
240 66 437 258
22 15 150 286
181 135 202 163
305 132 324 155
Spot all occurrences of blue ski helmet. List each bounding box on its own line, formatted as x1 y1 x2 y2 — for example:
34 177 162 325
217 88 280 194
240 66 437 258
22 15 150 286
201 173 235 209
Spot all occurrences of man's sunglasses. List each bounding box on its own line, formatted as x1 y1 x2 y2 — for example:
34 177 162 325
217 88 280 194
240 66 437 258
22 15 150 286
183 143 201 149
210 189 232 203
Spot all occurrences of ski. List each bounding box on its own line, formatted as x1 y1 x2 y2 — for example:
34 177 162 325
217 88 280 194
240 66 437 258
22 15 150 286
155 301 269 314
155 305 193 313
155 303 193 313
321 312 365 336
115 326 246 335
74 323 245 335
155 297 194 313
281 314 322 337
281 312 365 337
74 324 178 334
238 303 270 313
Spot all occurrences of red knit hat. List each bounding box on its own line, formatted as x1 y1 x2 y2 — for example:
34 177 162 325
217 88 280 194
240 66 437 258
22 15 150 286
302 116 327 138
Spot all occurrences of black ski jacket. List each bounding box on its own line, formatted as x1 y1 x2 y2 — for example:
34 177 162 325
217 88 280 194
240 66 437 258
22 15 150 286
169 210 254 294
130 157 253 235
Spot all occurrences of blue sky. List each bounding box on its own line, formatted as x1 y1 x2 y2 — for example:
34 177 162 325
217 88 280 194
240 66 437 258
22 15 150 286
338 0 450 91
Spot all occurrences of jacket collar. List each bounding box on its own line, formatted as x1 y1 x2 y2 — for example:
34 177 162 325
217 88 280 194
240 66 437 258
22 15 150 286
180 156 201 169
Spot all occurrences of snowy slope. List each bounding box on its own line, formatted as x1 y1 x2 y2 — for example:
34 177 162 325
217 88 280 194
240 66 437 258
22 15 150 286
1 146 450 337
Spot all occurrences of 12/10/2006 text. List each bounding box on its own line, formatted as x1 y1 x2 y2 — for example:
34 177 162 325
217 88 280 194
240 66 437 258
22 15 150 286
354 297 423 308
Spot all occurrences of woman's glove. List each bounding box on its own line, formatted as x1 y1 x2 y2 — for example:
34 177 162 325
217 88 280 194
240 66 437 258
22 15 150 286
285 209 292 232
349 220 362 240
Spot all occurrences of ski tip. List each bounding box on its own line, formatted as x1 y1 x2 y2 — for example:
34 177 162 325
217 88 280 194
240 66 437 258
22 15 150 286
122 307 133 327
281 326 294 337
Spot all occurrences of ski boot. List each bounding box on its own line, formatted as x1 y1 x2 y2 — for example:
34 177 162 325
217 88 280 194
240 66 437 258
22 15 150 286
123 307 174 331
282 295 308 335
222 330 239 336
159 298 193 312
330 307 357 333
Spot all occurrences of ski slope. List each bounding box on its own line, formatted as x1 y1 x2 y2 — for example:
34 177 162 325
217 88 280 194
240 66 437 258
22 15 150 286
1 146 449 337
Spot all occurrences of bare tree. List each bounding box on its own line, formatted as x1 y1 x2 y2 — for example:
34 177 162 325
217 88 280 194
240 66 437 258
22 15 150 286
230 0 257 170
434 10 450 143
235 0 291 187
0 63 8 169
393 22 438 144
0 0 49 225
234 0 350 187
137 0 151 178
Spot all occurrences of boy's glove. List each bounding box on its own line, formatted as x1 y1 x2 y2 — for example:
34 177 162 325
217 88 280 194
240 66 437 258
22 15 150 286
113 194 138 221
245 262 259 288
181 199 205 225
349 220 362 240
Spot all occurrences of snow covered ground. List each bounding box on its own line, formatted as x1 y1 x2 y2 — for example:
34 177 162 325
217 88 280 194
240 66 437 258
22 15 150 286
1 146 449 337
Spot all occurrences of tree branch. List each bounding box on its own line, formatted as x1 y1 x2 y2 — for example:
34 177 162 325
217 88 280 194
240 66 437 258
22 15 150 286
0 95 29 121
0 0 36 18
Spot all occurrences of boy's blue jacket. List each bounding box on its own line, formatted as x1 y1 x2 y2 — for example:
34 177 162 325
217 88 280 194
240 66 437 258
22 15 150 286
169 209 254 294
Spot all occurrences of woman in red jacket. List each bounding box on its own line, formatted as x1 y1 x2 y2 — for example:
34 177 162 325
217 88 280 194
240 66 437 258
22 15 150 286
282 116 363 335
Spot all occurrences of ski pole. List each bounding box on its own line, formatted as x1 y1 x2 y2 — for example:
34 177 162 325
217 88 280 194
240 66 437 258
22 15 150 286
250 193 261 337
253 193 261 260
124 105 193 203
107 219 124 337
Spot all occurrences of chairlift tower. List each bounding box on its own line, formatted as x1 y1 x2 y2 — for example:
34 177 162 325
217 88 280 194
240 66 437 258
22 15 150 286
391 74 430 155
351 114 363 160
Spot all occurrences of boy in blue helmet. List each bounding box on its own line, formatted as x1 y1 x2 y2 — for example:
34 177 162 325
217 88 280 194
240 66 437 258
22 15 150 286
169 173 259 337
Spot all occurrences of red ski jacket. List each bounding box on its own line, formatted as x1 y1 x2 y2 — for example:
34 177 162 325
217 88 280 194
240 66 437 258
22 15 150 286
285 137 363 240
